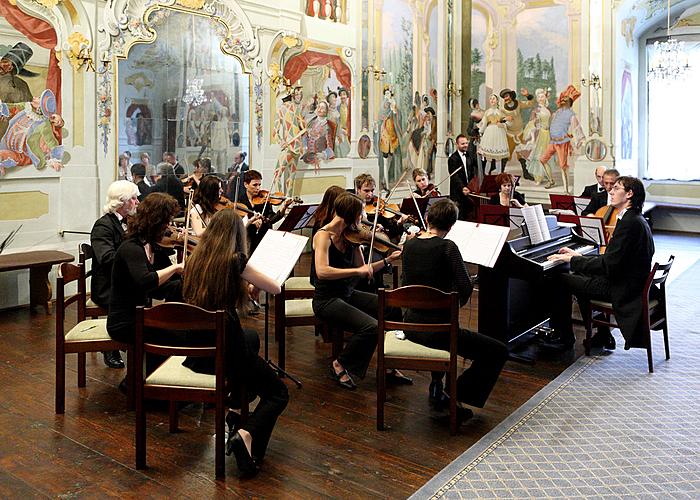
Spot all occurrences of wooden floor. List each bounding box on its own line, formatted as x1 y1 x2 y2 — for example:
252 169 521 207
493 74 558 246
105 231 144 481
3 232 695 498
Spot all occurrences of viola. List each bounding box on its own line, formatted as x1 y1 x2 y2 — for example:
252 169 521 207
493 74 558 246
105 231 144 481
594 204 619 241
365 197 417 224
251 190 303 206
214 195 266 222
157 225 199 252
420 184 441 198
342 225 402 255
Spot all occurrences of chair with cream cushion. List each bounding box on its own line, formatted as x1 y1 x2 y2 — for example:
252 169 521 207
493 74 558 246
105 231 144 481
134 302 239 480
55 262 132 413
377 285 460 435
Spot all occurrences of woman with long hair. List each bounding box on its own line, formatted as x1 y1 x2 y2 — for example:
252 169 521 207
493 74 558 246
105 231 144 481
190 174 222 236
182 209 288 478
313 185 347 232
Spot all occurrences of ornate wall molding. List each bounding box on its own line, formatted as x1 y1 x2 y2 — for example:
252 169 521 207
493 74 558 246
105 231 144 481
97 0 263 153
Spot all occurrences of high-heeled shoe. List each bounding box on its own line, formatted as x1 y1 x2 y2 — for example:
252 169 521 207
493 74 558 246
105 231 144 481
227 431 258 478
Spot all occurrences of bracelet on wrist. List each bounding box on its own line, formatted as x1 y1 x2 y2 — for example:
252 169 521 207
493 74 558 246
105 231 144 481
383 257 389 267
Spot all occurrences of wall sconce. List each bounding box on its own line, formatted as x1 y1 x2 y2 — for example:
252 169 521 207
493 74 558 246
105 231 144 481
67 31 95 72
581 73 601 90
446 82 462 96
362 64 386 81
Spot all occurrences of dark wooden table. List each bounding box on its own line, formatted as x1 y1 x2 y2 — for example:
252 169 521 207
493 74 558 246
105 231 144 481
0 250 74 314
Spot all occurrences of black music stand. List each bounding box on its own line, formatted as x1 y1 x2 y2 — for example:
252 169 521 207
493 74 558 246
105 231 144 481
549 194 577 212
399 196 429 221
278 204 319 232
478 205 509 227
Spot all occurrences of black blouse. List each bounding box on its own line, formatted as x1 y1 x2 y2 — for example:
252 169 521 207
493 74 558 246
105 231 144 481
311 228 356 301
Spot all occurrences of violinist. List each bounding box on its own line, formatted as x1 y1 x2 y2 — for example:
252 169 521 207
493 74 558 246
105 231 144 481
182 209 288 478
189 175 222 237
401 199 508 420
241 170 293 253
313 185 347 233
488 173 527 208
311 192 404 390
355 173 408 241
412 168 440 198
182 158 211 195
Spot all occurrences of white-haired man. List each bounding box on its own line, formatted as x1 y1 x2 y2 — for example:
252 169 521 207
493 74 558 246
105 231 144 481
90 180 139 369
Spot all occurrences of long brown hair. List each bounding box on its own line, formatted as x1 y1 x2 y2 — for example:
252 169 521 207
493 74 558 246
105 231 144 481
182 209 247 311
314 185 346 230
192 175 221 218
127 192 179 245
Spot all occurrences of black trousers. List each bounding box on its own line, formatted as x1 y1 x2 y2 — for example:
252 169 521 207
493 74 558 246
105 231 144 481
549 272 612 344
313 290 379 379
405 329 508 408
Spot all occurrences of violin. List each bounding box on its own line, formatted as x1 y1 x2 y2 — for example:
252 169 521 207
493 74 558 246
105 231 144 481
342 225 402 255
420 184 441 198
157 225 199 252
594 204 619 241
214 196 267 222
365 197 417 223
251 190 303 206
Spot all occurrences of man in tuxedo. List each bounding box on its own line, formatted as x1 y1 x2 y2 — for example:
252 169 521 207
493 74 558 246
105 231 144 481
130 163 151 202
546 176 654 351
580 166 607 198
152 162 186 211
581 168 619 216
90 180 139 368
163 151 185 177
448 134 476 220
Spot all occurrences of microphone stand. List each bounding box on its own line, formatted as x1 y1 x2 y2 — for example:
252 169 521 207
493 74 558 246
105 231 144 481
263 290 302 387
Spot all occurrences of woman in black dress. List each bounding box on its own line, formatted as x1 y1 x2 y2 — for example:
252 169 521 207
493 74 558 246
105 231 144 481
488 172 527 208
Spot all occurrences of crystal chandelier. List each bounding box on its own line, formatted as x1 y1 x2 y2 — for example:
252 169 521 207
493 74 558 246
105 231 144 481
182 78 206 106
647 0 691 81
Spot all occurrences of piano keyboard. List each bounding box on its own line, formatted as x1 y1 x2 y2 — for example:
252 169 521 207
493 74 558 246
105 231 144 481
531 244 596 270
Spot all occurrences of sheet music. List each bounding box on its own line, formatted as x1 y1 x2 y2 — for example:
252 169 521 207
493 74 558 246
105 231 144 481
521 205 551 244
508 208 524 230
579 217 606 246
247 230 308 286
574 197 590 215
548 208 576 216
445 220 510 268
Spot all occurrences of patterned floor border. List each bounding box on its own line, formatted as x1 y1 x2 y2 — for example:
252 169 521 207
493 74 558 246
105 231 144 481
410 355 601 500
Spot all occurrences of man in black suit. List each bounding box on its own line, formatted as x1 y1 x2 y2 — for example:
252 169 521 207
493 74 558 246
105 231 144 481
546 176 655 351
581 168 619 216
90 180 139 368
580 165 607 198
130 163 151 201
163 151 185 177
152 162 186 211
448 134 476 220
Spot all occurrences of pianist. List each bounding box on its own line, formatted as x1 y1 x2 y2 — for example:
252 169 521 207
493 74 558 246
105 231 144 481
545 176 654 351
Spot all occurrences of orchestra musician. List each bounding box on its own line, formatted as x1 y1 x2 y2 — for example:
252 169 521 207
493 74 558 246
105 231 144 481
182 209 288 478
189 175 222 237
488 173 527 208
447 134 476 221
182 158 211 194
355 173 407 241
240 170 293 253
401 199 508 420
90 180 139 369
313 185 347 232
311 192 405 390
581 165 607 197
412 167 440 197
106 193 184 376
581 168 619 216
546 176 655 351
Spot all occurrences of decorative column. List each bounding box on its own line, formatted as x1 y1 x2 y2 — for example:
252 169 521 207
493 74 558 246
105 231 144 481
461 0 472 134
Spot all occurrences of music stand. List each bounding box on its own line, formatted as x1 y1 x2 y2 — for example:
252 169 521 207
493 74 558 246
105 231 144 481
508 207 524 230
0 225 21 254
478 205 509 227
549 194 577 212
579 216 607 246
399 196 429 222
278 204 319 232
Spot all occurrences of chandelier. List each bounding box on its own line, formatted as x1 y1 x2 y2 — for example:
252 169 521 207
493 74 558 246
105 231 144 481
182 78 206 106
647 0 691 81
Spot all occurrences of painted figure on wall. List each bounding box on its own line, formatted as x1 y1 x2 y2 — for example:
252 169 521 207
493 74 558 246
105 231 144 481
302 100 335 169
0 89 65 175
336 87 351 158
499 88 535 179
375 85 403 192
519 88 557 187
478 94 510 173
539 85 585 194
272 86 306 194
0 42 35 104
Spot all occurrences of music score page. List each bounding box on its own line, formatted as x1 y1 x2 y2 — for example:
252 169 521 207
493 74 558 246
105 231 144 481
248 230 309 286
445 221 510 268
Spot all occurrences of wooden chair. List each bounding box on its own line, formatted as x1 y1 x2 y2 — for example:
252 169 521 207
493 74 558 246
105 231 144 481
376 286 460 435
583 255 674 373
55 262 132 413
78 243 108 319
134 303 243 480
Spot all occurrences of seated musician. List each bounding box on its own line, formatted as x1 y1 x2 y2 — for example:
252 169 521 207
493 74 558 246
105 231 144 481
581 168 619 216
241 170 293 253
311 192 404 390
401 199 508 420
313 185 347 232
489 173 527 208
182 157 211 195
546 176 654 351
412 168 440 197
152 162 186 212
90 180 139 369
355 173 408 241
189 174 222 237
106 193 185 373
182 209 288 478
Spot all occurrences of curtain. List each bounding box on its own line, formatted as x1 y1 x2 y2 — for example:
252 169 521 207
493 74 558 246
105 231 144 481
0 2 61 114
283 51 352 91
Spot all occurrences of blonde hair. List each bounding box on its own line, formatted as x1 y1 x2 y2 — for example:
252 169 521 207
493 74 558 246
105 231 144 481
103 180 139 214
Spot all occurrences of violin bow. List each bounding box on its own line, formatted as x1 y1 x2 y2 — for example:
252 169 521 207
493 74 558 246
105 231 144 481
405 180 427 231
257 166 283 234
426 166 463 196
182 189 194 266
366 191 382 283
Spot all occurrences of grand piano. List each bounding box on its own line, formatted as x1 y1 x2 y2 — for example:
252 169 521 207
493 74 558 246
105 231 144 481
478 221 598 346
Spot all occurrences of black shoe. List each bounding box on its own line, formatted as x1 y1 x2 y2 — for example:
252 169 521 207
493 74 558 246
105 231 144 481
227 432 258 478
226 411 241 434
118 377 128 395
386 369 413 385
540 337 575 352
590 331 616 350
429 380 444 405
329 364 357 390
103 350 125 369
